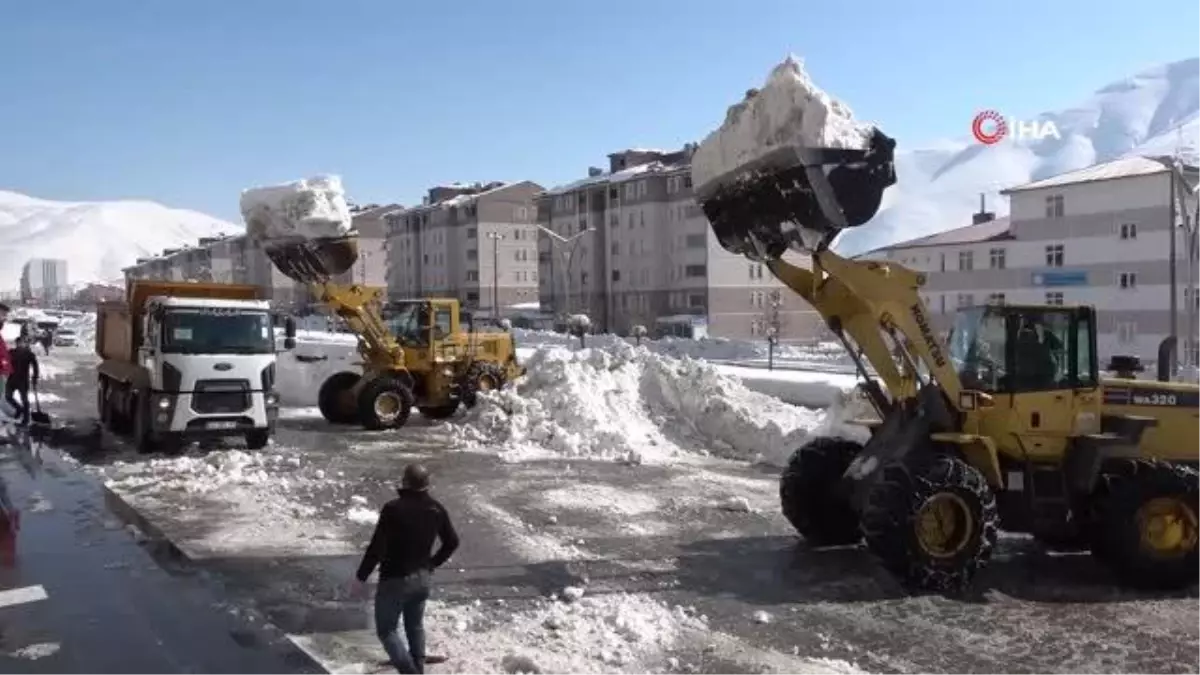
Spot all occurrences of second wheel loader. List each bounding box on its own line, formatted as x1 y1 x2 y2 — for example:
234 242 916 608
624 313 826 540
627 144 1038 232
693 123 1199 593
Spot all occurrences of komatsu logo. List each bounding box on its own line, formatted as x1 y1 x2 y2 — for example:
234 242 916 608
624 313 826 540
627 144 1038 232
911 303 946 368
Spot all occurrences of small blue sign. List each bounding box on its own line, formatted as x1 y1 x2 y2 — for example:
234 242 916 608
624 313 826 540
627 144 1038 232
1032 270 1088 287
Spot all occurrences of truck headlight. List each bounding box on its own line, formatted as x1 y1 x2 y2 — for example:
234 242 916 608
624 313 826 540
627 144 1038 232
156 396 172 410
265 391 279 406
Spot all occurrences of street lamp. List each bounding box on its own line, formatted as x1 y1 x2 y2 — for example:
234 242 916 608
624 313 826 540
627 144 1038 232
487 232 505 320
534 223 595 317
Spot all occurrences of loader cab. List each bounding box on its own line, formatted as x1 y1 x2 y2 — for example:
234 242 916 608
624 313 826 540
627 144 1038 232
948 303 1101 459
383 300 460 347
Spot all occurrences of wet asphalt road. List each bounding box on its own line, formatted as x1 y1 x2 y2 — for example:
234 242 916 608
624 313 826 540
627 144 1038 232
27 349 1200 673
0 423 323 673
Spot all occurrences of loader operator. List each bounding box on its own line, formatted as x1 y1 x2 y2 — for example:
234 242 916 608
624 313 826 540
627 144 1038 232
1014 316 1060 390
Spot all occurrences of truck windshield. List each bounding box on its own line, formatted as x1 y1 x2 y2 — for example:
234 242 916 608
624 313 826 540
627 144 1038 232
162 308 273 355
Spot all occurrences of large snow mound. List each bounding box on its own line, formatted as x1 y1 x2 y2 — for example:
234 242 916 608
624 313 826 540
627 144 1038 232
692 55 876 194
837 57 1199 255
0 190 234 289
240 175 352 242
451 344 867 465
513 328 848 366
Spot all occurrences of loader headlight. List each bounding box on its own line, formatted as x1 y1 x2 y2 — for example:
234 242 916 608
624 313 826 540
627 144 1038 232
442 368 455 378
958 392 976 411
156 396 172 410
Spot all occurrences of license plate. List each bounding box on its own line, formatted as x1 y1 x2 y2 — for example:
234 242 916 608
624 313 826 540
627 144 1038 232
207 421 239 430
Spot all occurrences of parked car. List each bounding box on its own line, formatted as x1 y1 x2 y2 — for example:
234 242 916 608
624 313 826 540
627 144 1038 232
53 328 79 347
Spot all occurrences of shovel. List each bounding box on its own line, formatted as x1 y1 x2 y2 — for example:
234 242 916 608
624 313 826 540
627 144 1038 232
30 383 51 427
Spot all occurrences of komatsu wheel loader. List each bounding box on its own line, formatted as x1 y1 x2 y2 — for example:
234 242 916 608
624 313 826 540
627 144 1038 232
694 128 1199 593
255 236 523 430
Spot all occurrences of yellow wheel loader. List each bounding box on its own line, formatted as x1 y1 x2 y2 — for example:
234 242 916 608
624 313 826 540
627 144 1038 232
694 129 1199 593
258 236 523 431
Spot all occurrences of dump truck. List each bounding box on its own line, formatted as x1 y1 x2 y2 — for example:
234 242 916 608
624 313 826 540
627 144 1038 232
689 58 1198 593
95 280 297 452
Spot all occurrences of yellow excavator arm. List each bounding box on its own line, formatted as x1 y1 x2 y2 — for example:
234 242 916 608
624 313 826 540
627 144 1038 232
765 249 964 414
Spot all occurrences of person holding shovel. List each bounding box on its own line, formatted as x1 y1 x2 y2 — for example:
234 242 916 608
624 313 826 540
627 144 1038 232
5 335 40 426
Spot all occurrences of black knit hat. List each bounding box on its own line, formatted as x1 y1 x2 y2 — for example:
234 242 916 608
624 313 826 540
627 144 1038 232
402 463 430 491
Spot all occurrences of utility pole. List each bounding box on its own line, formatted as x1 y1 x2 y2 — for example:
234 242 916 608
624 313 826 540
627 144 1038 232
534 223 595 318
487 231 504 320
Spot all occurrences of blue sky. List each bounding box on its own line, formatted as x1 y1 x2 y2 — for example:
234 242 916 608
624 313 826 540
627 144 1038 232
1 0 1196 222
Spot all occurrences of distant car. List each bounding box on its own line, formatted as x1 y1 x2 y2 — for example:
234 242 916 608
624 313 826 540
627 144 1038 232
53 329 79 347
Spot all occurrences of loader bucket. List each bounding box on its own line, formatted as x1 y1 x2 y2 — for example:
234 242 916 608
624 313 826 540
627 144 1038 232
262 234 360 283
695 128 897 259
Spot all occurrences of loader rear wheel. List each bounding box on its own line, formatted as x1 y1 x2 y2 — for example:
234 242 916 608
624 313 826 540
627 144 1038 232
780 438 863 546
860 453 999 593
357 376 413 431
461 362 505 408
318 372 360 425
1092 461 1198 590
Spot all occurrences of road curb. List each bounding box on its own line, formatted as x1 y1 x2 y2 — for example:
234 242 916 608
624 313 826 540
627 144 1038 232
100 483 335 674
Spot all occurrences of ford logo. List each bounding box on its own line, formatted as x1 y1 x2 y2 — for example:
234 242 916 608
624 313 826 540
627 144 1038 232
213 363 233 371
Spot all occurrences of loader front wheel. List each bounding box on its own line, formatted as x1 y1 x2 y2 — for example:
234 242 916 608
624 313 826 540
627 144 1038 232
780 437 863 546
461 362 505 408
357 376 414 431
317 372 360 425
419 402 460 420
860 453 999 593
1093 461 1198 590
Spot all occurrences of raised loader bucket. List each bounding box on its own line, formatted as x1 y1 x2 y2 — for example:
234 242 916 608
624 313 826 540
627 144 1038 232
695 128 897 260
262 234 360 283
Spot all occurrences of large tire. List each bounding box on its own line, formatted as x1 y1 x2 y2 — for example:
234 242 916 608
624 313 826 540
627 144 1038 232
245 429 271 450
780 437 863 546
419 402 460 420
132 395 158 455
461 362 505 408
318 372 361 425
860 453 999 593
1091 460 1198 590
356 375 414 431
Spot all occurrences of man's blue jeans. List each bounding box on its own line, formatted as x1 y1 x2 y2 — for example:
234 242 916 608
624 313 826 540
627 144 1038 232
374 570 431 674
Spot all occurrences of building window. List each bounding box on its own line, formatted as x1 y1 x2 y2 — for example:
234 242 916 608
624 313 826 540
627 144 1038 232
1119 222 1137 240
466 291 479 303
683 175 692 188
988 248 1006 269
1045 244 1064 267
637 180 647 197
610 213 619 227
749 263 764 280
467 227 477 239
685 234 705 248
1045 194 1064 218
987 293 1005 304
1118 272 1137 289
624 183 636 200
611 242 620 256
579 217 587 232
1045 291 1064 305
685 265 706 278
1117 322 1137 345
466 249 477 261
609 186 618 200
958 250 974 271
956 293 974 308
612 270 620 282
688 294 705 308
466 271 479 282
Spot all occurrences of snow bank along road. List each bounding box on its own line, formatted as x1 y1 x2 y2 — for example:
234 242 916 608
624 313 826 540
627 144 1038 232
34 347 1200 675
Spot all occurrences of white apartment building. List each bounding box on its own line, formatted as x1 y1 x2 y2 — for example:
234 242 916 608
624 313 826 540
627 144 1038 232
872 156 1199 366
536 147 821 340
20 258 69 303
384 182 541 314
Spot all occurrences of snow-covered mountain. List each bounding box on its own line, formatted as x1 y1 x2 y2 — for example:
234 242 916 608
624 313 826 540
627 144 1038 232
836 57 1199 255
0 190 240 290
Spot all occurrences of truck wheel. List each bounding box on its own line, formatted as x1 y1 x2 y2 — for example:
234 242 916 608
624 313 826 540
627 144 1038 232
132 396 159 454
245 429 271 450
461 362 505 408
860 453 999 593
780 437 863 546
419 402 460 420
356 376 413 431
1092 461 1198 590
317 372 360 425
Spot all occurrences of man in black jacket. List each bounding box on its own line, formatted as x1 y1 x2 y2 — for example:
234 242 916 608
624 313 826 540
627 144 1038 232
5 336 39 426
354 464 459 674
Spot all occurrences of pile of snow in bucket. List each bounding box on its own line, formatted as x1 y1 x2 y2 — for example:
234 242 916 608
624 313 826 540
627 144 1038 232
240 175 353 241
450 344 867 465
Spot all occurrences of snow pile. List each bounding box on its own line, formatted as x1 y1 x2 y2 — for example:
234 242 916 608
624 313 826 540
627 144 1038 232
431 592 708 673
240 175 352 242
100 448 305 494
451 344 865 465
0 189 233 288
691 55 877 195
513 327 848 365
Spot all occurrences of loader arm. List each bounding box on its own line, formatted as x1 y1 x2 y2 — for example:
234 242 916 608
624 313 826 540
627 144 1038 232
306 282 405 365
765 249 964 412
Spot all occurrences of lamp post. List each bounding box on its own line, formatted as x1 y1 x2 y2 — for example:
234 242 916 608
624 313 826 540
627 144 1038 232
534 223 595 317
487 232 504 321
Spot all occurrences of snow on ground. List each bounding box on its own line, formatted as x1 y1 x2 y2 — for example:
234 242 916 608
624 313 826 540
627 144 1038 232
450 344 868 466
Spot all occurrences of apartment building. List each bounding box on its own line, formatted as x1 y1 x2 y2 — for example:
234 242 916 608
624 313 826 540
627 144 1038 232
20 258 69 303
384 182 541 314
535 147 821 340
871 155 1199 364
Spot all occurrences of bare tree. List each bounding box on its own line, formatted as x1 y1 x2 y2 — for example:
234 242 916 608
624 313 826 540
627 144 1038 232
761 289 785 370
